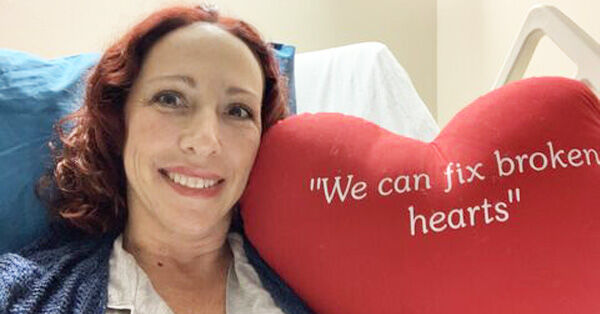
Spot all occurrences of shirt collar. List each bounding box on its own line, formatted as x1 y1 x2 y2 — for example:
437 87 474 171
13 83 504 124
106 235 173 314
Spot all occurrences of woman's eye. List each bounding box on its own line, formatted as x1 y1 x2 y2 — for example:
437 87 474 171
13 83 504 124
228 105 253 119
151 91 186 109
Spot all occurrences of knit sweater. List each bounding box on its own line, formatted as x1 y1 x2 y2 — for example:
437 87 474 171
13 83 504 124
0 221 312 314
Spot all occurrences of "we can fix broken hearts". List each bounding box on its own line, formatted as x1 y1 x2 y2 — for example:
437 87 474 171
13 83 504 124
308 141 600 236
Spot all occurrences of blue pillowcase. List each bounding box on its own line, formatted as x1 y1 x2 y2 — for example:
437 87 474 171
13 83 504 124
0 44 296 253
0 50 99 253
272 43 296 114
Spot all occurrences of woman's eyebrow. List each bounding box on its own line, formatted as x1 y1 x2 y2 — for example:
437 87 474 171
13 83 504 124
146 75 259 98
226 86 259 98
147 74 196 87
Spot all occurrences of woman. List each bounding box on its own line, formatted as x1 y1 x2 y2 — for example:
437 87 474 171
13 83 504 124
0 5 310 314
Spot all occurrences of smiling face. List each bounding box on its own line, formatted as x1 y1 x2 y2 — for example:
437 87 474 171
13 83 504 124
122 22 264 237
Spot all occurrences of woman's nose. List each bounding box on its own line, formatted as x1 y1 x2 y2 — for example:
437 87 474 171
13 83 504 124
179 114 222 157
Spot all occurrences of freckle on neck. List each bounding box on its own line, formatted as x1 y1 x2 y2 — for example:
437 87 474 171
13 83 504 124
157 262 163 267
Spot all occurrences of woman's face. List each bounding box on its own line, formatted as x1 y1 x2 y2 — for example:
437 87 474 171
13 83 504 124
122 23 264 236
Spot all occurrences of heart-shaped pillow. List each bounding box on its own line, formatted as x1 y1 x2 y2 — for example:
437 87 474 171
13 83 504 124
240 77 600 313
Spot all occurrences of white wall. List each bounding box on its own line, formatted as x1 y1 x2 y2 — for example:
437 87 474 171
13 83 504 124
437 0 600 127
4 0 597 127
0 0 437 118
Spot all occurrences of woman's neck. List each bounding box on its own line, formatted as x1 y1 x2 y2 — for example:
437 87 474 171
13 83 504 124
122 216 233 312
122 210 234 291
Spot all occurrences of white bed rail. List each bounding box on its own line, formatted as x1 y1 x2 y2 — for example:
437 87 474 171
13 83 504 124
494 5 600 96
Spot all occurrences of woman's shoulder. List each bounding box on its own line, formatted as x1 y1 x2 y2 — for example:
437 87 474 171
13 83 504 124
0 224 117 314
2 223 116 268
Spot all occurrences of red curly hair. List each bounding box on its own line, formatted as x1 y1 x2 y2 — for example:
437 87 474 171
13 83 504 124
37 5 288 235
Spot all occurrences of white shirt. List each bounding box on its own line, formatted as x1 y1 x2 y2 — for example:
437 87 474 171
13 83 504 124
106 232 284 314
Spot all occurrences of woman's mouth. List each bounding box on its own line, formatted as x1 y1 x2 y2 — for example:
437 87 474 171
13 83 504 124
159 169 225 197
166 171 222 189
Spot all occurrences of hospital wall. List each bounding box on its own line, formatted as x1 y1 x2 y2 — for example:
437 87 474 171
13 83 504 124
0 0 437 119
438 0 600 127
3 0 597 128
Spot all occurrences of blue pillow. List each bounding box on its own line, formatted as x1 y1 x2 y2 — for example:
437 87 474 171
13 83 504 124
272 43 296 114
0 50 99 253
0 45 296 253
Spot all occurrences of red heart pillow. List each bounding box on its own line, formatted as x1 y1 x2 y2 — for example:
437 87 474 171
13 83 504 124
241 77 600 313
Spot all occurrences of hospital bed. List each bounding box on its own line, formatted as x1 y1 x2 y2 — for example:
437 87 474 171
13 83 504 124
0 4 598 254
291 4 600 144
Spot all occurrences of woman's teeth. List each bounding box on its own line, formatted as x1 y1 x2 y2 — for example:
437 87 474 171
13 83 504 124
167 172 219 189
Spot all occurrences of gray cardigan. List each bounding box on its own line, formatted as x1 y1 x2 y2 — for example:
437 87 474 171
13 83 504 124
0 218 312 314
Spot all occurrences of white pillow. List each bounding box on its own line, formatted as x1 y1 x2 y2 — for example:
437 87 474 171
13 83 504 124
294 42 439 142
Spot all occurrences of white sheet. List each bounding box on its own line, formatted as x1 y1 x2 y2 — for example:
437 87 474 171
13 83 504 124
294 42 439 142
